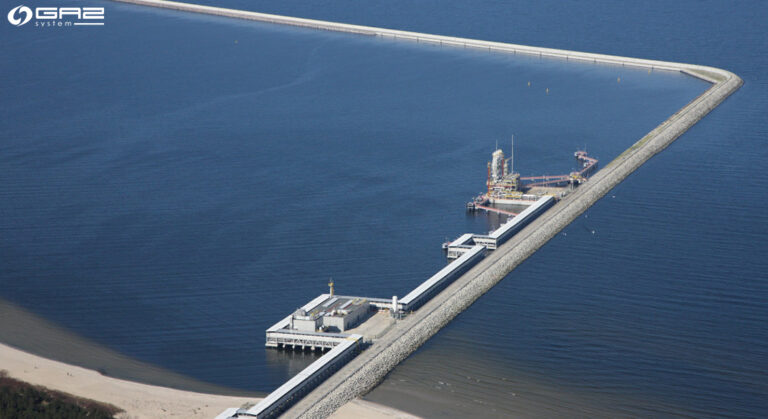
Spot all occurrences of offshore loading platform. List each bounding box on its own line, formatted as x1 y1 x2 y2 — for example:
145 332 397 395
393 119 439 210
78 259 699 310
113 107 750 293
467 139 598 216
219 141 594 419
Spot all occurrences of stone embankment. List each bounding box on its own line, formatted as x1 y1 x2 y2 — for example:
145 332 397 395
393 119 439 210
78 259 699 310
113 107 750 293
113 1 742 418
119 0 731 78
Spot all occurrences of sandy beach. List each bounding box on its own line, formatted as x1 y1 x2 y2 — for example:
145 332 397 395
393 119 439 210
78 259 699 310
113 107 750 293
0 341 253 418
0 299 418 418
0 341 418 419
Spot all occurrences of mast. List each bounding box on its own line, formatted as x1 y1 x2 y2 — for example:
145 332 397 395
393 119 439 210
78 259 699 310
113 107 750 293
510 135 514 174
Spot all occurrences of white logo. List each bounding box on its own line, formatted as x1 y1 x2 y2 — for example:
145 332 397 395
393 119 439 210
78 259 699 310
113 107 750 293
7 5 104 27
7 5 32 26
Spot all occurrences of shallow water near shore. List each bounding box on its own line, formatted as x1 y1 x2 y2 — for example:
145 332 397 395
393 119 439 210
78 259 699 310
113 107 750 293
2 0 767 417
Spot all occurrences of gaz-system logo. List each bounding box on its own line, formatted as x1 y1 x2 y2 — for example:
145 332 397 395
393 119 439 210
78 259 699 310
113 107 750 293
7 5 32 26
7 5 105 27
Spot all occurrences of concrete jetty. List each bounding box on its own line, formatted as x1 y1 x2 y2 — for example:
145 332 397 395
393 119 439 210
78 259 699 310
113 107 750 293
112 1 742 417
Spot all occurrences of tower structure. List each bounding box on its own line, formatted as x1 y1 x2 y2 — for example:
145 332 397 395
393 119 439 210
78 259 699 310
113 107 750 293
491 149 505 182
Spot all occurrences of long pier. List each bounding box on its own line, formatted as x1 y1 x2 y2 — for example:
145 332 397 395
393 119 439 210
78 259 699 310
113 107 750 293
286 68 740 419
111 1 742 417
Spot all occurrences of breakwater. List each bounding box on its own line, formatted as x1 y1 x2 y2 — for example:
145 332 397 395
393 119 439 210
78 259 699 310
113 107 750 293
111 1 742 417
116 0 729 82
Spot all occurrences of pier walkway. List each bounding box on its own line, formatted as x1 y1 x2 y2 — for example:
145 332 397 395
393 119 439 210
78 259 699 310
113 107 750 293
473 204 517 216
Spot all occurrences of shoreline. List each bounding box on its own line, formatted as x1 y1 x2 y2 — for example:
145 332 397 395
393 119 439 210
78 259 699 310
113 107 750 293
0 341 254 419
0 300 420 418
0 299 255 397
0 341 419 419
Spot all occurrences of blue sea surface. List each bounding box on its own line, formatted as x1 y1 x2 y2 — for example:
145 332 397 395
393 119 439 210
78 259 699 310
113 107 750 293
1 0 766 417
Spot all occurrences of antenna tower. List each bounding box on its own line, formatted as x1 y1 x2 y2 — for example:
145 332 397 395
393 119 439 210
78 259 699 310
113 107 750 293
510 135 514 174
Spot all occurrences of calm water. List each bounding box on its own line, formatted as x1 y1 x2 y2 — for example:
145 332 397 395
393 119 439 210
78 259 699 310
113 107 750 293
2 0 766 417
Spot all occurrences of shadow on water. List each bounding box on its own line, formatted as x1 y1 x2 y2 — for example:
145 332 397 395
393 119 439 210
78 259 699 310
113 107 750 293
0 299 261 397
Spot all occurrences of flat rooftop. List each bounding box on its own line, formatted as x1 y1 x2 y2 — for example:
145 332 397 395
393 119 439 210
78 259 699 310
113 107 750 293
268 294 372 334
305 295 367 318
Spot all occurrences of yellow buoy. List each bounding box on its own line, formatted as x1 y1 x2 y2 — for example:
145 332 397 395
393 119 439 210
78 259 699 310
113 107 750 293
527 81 531 87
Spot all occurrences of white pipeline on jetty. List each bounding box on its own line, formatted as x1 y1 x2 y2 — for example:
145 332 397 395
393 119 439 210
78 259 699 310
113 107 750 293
398 245 486 312
216 335 362 419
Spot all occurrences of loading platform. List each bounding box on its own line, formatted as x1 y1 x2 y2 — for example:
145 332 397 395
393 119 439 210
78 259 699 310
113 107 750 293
468 147 598 212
